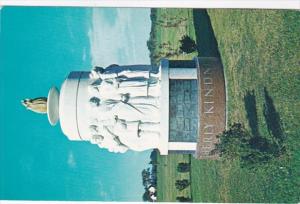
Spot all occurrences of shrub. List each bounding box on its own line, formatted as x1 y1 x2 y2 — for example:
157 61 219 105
179 35 197 53
175 179 190 191
177 162 190 173
176 196 192 202
214 123 286 168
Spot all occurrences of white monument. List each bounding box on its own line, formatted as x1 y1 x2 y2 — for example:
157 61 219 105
22 62 167 154
22 58 226 158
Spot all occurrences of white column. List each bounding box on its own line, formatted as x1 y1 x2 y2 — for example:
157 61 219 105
168 142 197 151
169 68 198 79
0 0 299 9
159 59 169 155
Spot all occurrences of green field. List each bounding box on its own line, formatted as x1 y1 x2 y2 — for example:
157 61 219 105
149 9 300 203
147 9 197 65
156 154 191 201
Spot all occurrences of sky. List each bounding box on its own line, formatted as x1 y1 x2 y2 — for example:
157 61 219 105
0 7 152 201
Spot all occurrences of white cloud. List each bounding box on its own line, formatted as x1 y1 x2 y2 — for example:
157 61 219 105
89 8 130 66
88 8 151 67
67 151 76 168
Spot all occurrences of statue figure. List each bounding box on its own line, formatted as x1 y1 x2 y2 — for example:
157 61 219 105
89 96 160 123
87 64 162 152
90 65 160 80
89 118 160 152
111 118 159 151
91 133 128 153
88 120 129 153
89 64 160 99
90 66 150 80
88 72 160 99
21 87 59 126
21 97 47 114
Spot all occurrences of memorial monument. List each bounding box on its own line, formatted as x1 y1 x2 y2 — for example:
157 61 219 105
22 58 226 159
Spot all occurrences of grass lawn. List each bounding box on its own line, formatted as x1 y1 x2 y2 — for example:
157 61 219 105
156 154 191 201
147 9 197 65
151 8 300 203
204 9 300 202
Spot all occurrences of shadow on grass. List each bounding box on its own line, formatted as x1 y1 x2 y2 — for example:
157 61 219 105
244 90 260 137
192 9 220 58
243 88 286 157
263 88 285 143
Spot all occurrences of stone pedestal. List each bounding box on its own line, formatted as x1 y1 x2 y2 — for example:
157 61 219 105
159 59 199 155
159 57 226 158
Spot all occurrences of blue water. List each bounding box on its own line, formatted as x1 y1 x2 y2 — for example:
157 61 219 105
0 7 152 201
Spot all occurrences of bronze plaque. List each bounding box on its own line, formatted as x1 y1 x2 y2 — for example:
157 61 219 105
196 57 226 159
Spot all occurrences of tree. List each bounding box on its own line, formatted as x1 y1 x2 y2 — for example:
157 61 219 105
177 162 190 173
214 123 252 160
179 35 197 54
176 196 192 202
150 150 158 161
149 160 158 166
175 179 190 191
142 190 151 202
142 168 151 187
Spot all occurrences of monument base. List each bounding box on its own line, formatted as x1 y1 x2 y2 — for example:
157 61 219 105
158 57 226 159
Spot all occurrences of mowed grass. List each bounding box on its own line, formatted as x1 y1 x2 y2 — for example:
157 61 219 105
148 9 197 65
156 154 191 201
152 9 300 203
201 9 300 202
190 159 224 202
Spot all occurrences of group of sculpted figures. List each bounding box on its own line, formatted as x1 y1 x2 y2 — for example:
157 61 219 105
87 64 161 153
